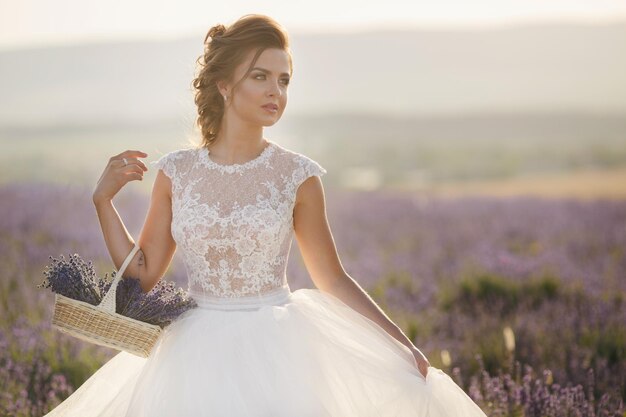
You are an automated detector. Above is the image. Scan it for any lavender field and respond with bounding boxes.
[1,182,625,416]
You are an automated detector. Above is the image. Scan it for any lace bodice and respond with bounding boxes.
[149,140,327,299]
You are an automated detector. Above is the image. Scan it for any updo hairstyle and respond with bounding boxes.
[191,14,293,147]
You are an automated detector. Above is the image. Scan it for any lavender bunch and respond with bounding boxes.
[102,273,197,328]
[38,253,102,305]
[39,253,196,328]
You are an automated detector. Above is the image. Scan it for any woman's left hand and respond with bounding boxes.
[410,346,430,378]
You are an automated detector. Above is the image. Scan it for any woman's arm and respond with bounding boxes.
[92,150,176,293]
[293,175,430,378]
[293,176,417,352]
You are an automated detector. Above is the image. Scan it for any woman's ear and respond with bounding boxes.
[216,80,229,98]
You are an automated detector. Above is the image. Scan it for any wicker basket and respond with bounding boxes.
[51,242,162,357]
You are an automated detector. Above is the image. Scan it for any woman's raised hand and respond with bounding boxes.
[93,150,148,204]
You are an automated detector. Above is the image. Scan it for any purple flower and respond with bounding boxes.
[38,253,196,328]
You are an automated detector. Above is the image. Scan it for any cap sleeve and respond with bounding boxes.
[149,150,178,180]
[303,157,327,180]
[292,154,327,196]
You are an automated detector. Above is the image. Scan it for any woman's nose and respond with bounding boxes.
[267,80,281,96]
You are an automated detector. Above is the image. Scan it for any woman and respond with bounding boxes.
[45,14,487,416]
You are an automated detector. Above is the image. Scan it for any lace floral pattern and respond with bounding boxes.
[149,140,327,298]
[201,141,275,175]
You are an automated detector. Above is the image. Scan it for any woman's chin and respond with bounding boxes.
[260,116,281,127]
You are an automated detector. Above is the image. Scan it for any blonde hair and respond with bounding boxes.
[191,14,293,148]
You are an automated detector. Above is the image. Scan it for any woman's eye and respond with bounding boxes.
[252,74,289,85]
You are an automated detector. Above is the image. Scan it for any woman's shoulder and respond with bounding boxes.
[149,146,199,177]
[151,146,198,161]
[271,141,324,168]
[271,141,327,178]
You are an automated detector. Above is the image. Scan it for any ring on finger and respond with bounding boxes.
[122,157,128,166]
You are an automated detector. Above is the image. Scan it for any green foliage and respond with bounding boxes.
[439,272,561,315]
[581,325,626,367]
[474,329,509,375]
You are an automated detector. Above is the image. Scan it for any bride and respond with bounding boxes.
[45,13,487,416]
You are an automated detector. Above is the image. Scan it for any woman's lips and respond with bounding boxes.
[262,104,278,113]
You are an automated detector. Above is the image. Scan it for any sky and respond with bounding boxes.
[2,0,626,51]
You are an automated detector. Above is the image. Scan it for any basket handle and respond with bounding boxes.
[98,242,141,313]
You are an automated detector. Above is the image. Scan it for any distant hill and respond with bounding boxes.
[0,21,625,127]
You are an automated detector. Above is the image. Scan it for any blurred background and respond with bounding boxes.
[2,0,626,198]
[1,1,625,415]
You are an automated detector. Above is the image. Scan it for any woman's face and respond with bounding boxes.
[223,47,291,127]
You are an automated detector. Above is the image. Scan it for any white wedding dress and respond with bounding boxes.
[45,139,487,416]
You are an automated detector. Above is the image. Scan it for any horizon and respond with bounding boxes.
[2,18,625,54]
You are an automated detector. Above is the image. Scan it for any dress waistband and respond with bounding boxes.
[188,286,292,311]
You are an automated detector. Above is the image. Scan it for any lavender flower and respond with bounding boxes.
[38,253,196,328]
[113,276,197,328]
[464,357,624,416]
[38,254,101,306]
[4,183,625,413]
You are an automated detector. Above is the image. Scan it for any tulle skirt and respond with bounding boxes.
[44,286,487,416]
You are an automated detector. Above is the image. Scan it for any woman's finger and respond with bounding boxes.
[112,150,149,159]
[120,164,145,176]
[114,157,148,171]
[127,172,144,181]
